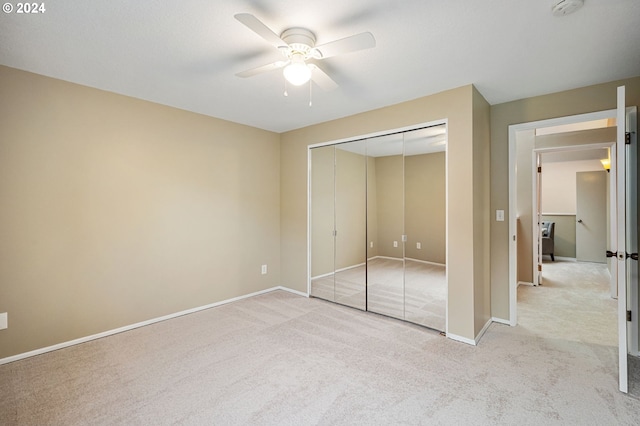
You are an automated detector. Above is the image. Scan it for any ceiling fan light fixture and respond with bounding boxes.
[283,54,311,86]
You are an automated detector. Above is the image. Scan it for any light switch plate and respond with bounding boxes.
[0,313,7,330]
[496,210,505,222]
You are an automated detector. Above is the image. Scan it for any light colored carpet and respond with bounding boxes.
[520,259,640,400]
[630,354,640,399]
[519,259,617,346]
[2,260,640,424]
[311,257,446,331]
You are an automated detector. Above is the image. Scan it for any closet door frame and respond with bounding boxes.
[307,119,448,333]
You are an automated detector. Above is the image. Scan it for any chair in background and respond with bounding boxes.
[541,221,555,261]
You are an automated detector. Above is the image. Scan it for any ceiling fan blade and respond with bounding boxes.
[313,32,375,59]
[234,13,287,49]
[236,61,287,78]
[309,64,338,91]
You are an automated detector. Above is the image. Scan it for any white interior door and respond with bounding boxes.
[616,86,628,393]
[576,171,608,263]
[625,105,638,357]
[536,153,543,285]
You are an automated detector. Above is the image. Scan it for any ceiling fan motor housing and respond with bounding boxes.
[280,28,317,58]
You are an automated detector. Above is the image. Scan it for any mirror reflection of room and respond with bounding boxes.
[310,124,447,331]
[310,143,367,310]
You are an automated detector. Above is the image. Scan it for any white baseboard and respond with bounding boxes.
[474,318,493,344]
[0,286,304,366]
[447,318,501,346]
[446,332,477,346]
[277,286,308,298]
[368,256,403,261]
[404,257,446,267]
[311,263,366,280]
[554,256,576,262]
[367,255,444,267]
[491,316,511,326]
[311,271,334,279]
[518,281,535,287]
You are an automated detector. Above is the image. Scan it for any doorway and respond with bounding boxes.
[508,95,639,394]
[532,142,614,286]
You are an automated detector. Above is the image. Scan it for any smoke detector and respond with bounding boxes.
[552,0,584,16]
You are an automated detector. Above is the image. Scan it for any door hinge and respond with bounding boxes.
[627,252,639,261]
[332,230,337,237]
[626,132,631,144]
[606,250,617,258]
[538,264,542,272]
[627,310,632,322]
[537,166,542,173]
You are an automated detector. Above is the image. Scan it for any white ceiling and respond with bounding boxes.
[1,0,638,133]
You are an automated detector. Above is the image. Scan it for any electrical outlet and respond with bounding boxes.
[417,242,421,249]
[0,313,7,330]
[393,241,398,248]
[261,265,267,275]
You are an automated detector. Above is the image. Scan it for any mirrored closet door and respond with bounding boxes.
[310,141,367,310]
[402,127,447,331]
[366,134,406,320]
[334,140,367,310]
[310,145,337,303]
[310,125,447,331]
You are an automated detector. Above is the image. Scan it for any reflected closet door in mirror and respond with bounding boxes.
[403,126,447,331]
[366,134,406,320]
[310,145,336,302]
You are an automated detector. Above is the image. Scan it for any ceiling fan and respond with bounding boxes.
[234,13,376,91]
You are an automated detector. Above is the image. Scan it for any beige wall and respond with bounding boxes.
[515,129,535,283]
[310,146,335,277]
[541,215,577,258]
[542,159,607,214]
[472,87,492,335]
[515,124,619,282]
[7,63,633,357]
[490,76,640,321]
[311,149,445,269]
[310,146,368,277]
[0,66,281,359]
[281,85,491,341]
[367,156,379,259]
[335,148,367,270]
[540,158,607,260]
[374,155,404,258]
[404,152,446,264]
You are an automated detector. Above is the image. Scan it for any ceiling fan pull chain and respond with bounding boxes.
[309,79,313,107]
[283,78,288,97]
